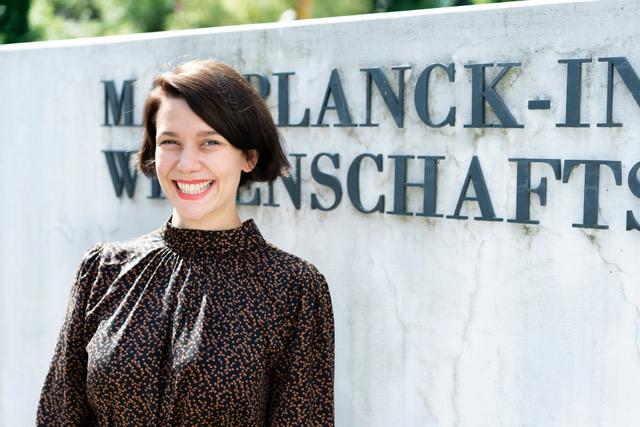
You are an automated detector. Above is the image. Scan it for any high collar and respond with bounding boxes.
[159,214,265,259]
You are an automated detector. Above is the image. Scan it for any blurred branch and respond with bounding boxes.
[295,0,313,19]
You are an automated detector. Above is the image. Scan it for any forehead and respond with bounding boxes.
[155,96,215,135]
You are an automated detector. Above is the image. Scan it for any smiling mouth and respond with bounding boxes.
[173,180,214,195]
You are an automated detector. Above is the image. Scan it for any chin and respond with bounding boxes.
[173,205,215,222]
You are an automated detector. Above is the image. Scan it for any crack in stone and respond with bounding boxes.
[452,354,461,427]
[635,308,640,363]
[582,232,639,364]
[453,239,487,427]
[366,251,408,374]
[417,387,439,426]
[462,240,486,341]
[582,231,624,274]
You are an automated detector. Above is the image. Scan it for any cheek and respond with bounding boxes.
[154,151,173,177]
[224,161,245,184]
[211,153,245,178]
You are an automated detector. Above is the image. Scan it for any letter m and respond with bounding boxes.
[102,80,136,126]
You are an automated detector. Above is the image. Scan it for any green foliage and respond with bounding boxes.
[27,0,172,41]
[375,0,515,11]
[6,0,517,44]
[0,0,34,43]
[375,0,444,12]
[310,0,372,18]
[166,0,294,29]
[118,0,173,33]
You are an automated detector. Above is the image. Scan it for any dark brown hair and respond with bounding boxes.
[135,59,290,187]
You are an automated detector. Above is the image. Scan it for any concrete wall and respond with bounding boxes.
[1,0,639,425]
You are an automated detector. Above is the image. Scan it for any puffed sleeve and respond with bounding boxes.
[36,243,103,426]
[267,266,335,426]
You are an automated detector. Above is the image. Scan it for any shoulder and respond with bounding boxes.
[257,241,325,279]
[74,242,105,277]
[85,229,164,266]
[73,230,165,297]
[256,244,333,335]
[255,242,330,298]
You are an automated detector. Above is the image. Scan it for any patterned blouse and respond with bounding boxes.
[36,215,335,426]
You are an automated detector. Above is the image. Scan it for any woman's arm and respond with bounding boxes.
[267,266,335,426]
[36,243,103,426]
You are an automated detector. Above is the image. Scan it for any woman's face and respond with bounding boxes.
[154,95,257,229]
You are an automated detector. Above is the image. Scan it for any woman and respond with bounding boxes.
[36,59,335,426]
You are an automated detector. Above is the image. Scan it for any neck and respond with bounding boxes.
[171,208,242,231]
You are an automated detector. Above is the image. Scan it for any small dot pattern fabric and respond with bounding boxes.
[36,215,335,426]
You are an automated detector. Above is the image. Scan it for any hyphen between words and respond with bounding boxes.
[102,57,640,231]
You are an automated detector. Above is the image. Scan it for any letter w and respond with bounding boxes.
[102,150,138,198]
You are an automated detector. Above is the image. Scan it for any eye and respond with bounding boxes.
[158,139,177,145]
[204,140,221,146]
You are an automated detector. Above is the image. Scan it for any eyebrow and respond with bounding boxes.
[157,130,219,138]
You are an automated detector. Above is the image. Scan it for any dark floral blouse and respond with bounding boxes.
[36,215,335,426]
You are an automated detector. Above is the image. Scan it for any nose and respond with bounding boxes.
[176,146,201,174]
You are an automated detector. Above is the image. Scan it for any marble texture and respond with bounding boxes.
[1,0,639,425]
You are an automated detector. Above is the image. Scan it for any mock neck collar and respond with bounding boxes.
[159,214,265,259]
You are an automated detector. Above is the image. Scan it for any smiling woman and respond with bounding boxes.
[36,59,336,426]
[152,95,258,230]
[137,60,290,230]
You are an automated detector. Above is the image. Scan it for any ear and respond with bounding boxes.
[242,149,259,173]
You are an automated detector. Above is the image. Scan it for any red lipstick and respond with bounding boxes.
[174,179,212,184]
[173,180,215,200]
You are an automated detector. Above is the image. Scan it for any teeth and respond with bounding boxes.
[176,181,213,195]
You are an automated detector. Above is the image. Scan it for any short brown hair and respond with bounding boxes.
[135,59,290,187]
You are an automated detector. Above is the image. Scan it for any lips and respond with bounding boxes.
[174,179,212,184]
[173,179,215,200]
